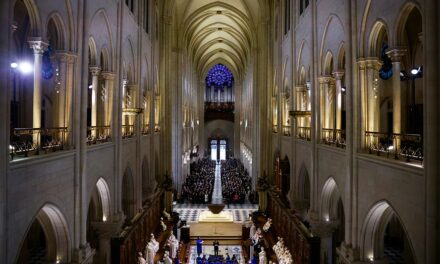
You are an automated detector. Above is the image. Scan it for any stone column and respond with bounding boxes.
[327,79,336,130]
[357,59,367,148]
[89,66,101,137]
[28,39,48,145]
[101,72,116,128]
[55,52,76,145]
[311,220,339,264]
[386,49,406,148]
[365,58,382,133]
[92,219,124,264]
[319,76,332,140]
[333,71,344,130]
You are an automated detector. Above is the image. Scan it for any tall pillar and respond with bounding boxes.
[327,79,336,130]
[365,59,382,133]
[101,72,116,127]
[55,52,76,145]
[357,59,367,148]
[333,71,344,130]
[318,77,327,132]
[311,221,339,264]
[89,66,101,136]
[28,39,48,145]
[386,49,406,147]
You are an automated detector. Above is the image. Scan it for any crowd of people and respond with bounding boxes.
[221,158,252,204]
[181,157,216,203]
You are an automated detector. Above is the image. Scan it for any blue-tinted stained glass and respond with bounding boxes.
[206,64,233,88]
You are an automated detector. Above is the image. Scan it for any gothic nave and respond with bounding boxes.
[0,0,439,263]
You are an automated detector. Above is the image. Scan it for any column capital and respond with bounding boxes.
[126,84,139,90]
[91,220,123,238]
[101,71,116,80]
[89,66,102,76]
[295,85,307,92]
[28,38,49,54]
[386,48,407,62]
[318,75,334,84]
[364,57,382,70]
[332,71,345,80]
[54,52,77,64]
[310,220,340,237]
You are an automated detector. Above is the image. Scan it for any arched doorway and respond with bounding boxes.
[280,156,290,201]
[122,167,135,224]
[297,164,311,217]
[142,156,155,203]
[16,204,70,263]
[87,178,111,263]
[320,177,345,264]
[360,201,415,263]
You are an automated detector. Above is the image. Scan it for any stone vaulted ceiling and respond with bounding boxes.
[175,0,263,80]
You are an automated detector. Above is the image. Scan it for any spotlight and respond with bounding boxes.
[341,87,346,92]
[410,68,418,75]
[88,85,93,89]
[10,62,18,69]
[400,70,409,81]
[410,66,422,77]
[18,62,33,74]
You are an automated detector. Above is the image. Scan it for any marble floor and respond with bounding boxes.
[189,245,242,264]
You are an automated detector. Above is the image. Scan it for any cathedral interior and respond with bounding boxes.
[0,0,439,263]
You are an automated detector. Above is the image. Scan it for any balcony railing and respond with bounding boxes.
[297,126,311,141]
[282,125,291,136]
[321,128,346,148]
[87,126,111,145]
[122,125,135,138]
[365,131,423,163]
[10,127,68,160]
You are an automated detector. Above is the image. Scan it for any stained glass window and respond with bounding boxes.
[206,64,233,88]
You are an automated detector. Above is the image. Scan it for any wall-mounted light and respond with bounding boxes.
[11,61,33,74]
[410,66,423,77]
[102,215,107,222]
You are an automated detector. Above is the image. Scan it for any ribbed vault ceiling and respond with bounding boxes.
[176,0,262,80]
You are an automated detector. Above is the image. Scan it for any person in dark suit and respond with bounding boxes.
[213,240,219,256]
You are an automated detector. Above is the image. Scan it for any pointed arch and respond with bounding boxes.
[360,201,416,263]
[368,20,389,58]
[394,2,422,47]
[297,164,310,203]
[100,46,110,71]
[16,203,71,263]
[320,177,342,221]
[96,178,111,221]
[122,166,136,222]
[46,12,67,50]
[88,37,98,66]
[337,43,346,70]
[323,51,334,75]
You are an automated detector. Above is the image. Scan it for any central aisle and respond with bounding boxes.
[212,162,223,204]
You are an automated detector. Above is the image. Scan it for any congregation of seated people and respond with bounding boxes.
[181,157,215,203]
[221,158,252,204]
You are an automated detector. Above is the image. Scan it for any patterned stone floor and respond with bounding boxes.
[174,204,258,223]
[189,245,242,263]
